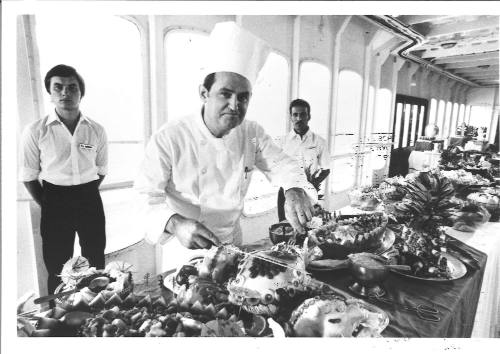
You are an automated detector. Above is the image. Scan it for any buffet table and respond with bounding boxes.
[243,234,487,338]
[446,222,500,337]
[312,236,487,338]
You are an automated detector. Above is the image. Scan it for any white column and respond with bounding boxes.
[447,82,460,138]
[406,63,420,95]
[369,43,396,135]
[324,15,351,209]
[355,30,378,187]
[418,69,431,99]
[387,57,406,133]
[427,73,442,125]
[489,87,499,143]
[288,15,301,132]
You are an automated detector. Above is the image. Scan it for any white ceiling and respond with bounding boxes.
[395,15,499,87]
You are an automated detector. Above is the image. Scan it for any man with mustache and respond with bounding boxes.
[277,99,330,221]
[136,22,316,262]
[20,64,108,296]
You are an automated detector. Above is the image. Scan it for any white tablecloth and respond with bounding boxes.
[446,223,500,338]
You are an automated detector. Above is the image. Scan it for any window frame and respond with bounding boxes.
[32,15,148,191]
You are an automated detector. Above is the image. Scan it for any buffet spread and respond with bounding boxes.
[17,157,499,337]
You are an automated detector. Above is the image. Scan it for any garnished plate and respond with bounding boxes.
[390,252,467,282]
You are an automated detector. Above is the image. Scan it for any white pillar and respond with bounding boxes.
[324,15,351,209]
[355,30,378,186]
[489,87,499,143]
[289,15,301,132]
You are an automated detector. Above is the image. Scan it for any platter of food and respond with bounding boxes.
[389,252,467,282]
[308,212,394,260]
[21,235,393,337]
[287,295,389,337]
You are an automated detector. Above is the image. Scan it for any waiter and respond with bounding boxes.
[21,64,108,295]
[277,99,330,221]
[136,22,316,265]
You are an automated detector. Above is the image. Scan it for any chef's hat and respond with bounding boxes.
[202,21,271,87]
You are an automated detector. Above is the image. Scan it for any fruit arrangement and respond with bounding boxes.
[21,242,389,337]
[467,191,500,221]
[379,176,408,201]
[348,186,382,211]
[389,171,460,278]
[451,201,491,232]
[308,212,388,259]
[54,258,134,311]
[392,226,450,278]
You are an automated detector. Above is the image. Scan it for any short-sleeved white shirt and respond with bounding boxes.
[20,109,108,185]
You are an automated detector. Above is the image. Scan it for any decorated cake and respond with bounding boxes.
[308,212,388,259]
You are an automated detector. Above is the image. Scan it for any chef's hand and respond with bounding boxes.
[284,187,314,234]
[164,214,221,249]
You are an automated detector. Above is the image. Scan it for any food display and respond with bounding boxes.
[389,171,461,279]
[308,212,389,259]
[451,202,491,232]
[287,295,388,337]
[467,192,500,221]
[441,169,491,189]
[393,226,450,278]
[21,239,389,337]
[348,186,382,211]
[379,176,408,201]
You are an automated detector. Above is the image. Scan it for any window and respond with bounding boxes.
[429,98,437,125]
[465,105,472,124]
[392,95,428,149]
[298,61,330,139]
[36,15,144,186]
[333,70,363,156]
[165,31,208,120]
[458,103,466,127]
[436,100,445,134]
[443,101,452,138]
[450,103,459,136]
[244,52,289,215]
[330,157,356,192]
[469,105,493,139]
[246,52,289,140]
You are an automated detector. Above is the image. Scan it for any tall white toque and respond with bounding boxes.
[202,21,271,87]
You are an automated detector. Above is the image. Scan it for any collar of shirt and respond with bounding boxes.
[287,128,313,142]
[45,109,92,127]
[194,110,235,151]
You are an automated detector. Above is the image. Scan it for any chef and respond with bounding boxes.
[135,22,316,264]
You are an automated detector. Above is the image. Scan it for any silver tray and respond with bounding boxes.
[390,252,467,282]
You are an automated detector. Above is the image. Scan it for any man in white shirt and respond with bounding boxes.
[21,64,108,295]
[136,22,316,257]
[277,99,330,220]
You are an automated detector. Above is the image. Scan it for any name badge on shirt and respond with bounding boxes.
[79,143,95,151]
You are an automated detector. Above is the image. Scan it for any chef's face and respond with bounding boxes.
[200,72,252,138]
[290,105,310,135]
[49,76,82,112]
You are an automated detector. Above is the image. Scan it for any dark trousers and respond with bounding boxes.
[277,187,286,222]
[40,180,106,295]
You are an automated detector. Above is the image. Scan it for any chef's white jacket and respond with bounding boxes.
[135,112,317,246]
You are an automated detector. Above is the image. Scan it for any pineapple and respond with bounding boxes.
[390,170,459,278]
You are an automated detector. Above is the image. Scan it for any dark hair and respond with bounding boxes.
[289,98,311,115]
[44,64,85,97]
[202,73,217,92]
